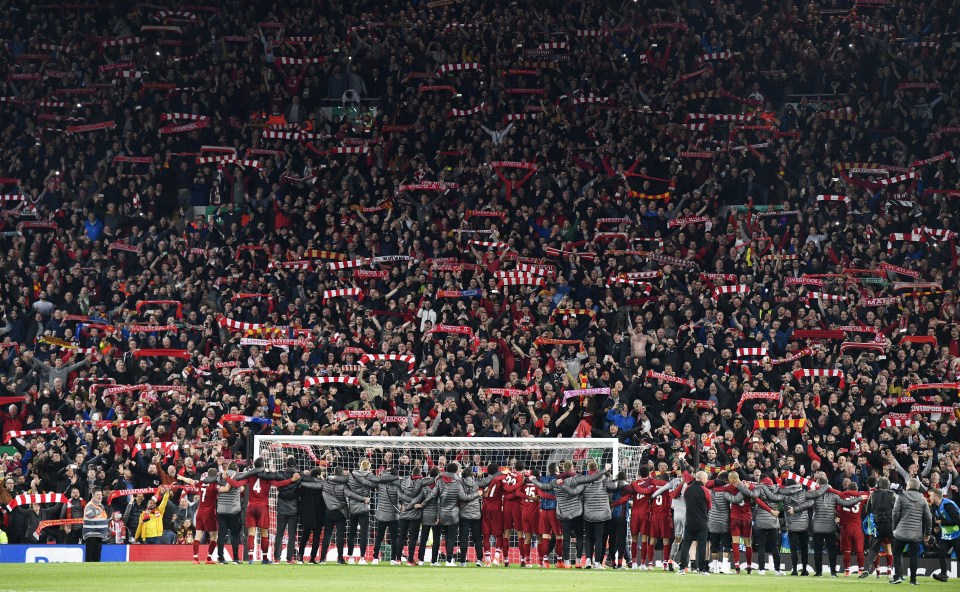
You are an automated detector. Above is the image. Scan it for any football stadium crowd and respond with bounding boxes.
[0,0,959,581]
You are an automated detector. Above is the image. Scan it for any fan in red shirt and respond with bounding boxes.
[480,463,505,565]
[837,483,870,575]
[178,469,221,565]
[499,460,527,567]
[226,457,299,563]
[624,466,656,569]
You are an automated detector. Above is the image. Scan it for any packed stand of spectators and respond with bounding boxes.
[0,0,958,548]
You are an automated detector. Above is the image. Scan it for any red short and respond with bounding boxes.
[650,512,674,539]
[840,528,865,553]
[730,518,752,539]
[481,509,502,537]
[631,511,650,537]
[195,509,217,533]
[502,503,522,532]
[246,505,269,529]
[520,505,540,534]
[538,509,561,536]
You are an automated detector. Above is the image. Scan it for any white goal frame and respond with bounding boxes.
[252,435,633,560]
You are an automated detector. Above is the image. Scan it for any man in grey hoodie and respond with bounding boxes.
[397,466,429,566]
[705,473,745,573]
[810,474,861,577]
[890,478,932,585]
[530,460,604,568]
[346,459,399,564]
[299,468,359,565]
[781,478,820,576]
[422,462,478,566]
[371,466,401,565]
[458,467,490,567]
[415,467,442,565]
[202,462,243,564]
[559,461,622,570]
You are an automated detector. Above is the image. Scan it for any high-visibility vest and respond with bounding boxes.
[938,498,960,540]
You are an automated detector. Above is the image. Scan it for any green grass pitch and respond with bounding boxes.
[0,563,939,592]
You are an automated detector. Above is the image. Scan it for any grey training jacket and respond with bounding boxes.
[418,477,440,525]
[425,472,478,526]
[811,489,860,534]
[707,488,743,533]
[533,476,584,521]
[347,469,399,516]
[752,483,801,530]
[397,476,428,521]
[572,475,623,523]
[892,489,933,542]
[459,475,484,521]
[374,477,401,522]
[203,470,241,514]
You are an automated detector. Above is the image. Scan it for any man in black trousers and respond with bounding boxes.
[677,471,710,575]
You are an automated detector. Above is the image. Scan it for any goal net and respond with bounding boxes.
[254,435,640,562]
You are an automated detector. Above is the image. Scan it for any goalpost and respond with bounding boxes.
[253,435,647,562]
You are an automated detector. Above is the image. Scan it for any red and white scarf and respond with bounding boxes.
[304,376,360,387]
[793,368,844,387]
[645,370,693,388]
[887,232,926,252]
[321,288,364,303]
[5,493,69,512]
[713,284,750,299]
[359,354,416,373]
[736,391,781,413]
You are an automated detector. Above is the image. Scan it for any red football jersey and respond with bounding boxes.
[630,478,652,515]
[837,492,866,531]
[244,475,272,507]
[520,482,540,507]
[724,483,753,521]
[482,475,504,511]
[650,483,673,518]
[501,471,523,505]
[197,481,219,512]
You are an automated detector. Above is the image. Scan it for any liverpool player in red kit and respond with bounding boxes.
[625,466,663,569]
[227,457,300,563]
[727,471,777,573]
[518,474,541,567]
[650,478,675,570]
[837,483,870,575]
[480,463,506,565]
[500,460,526,567]
[178,469,223,564]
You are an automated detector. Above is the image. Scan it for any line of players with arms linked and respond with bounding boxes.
[163,450,960,582]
